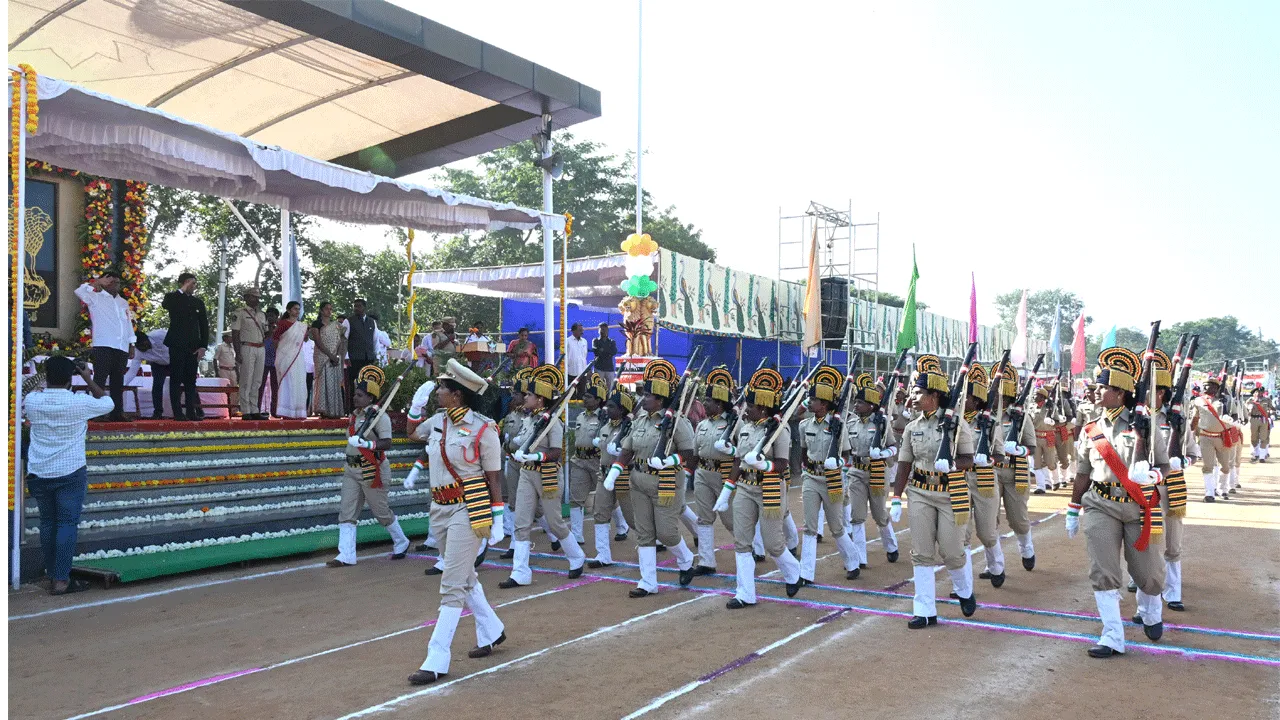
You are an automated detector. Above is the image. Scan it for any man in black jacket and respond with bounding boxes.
[592,322,618,389]
[163,273,210,421]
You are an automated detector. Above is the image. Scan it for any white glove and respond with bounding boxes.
[648,454,677,470]
[403,462,423,490]
[1045,417,1056,426]
[1066,502,1081,539]
[1002,440,1020,456]
[592,436,602,448]
[713,438,736,456]
[743,452,770,471]
[712,485,733,513]
[1222,414,1235,424]
[1128,460,1155,486]
[973,453,992,468]
[606,442,622,456]
[408,380,436,419]
[603,464,621,491]
[489,504,506,544]
[823,457,839,471]
[934,458,955,473]
[889,496,903,523]
[348,436,375,450]
[1169,456,1183,472]
[514,450,543,464]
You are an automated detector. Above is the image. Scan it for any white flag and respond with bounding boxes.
[1011,289,1028,367]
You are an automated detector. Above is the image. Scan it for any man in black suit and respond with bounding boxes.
[163,273,210,421]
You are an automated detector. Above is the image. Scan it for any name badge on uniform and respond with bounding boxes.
[850,431,859,438]
[912,431,925,438]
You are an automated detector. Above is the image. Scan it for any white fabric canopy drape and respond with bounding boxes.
[410,254,629,310]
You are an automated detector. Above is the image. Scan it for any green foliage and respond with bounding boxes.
[382,360,431,414]
[1164,317,1278,367]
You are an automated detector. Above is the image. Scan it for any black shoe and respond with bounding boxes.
[1022,556,1036,571]
[979,571,992,579]
[846,567,860,580]
[391,551,407,560]
[886,550,899,563]
[614,531,629,542]
[474,548,486,568]
[798,578,813,587]
[692,565,716,576]
[860,563,868,569]
[693,536,699,549]
[753,554,766,563]
[907,616,937,629]
[498,577,525,589]
[1087,645,1118,658]
[586,559,611,569]
[1127,580,1137,593]
[416,542,437,552]
[408,670,445,685]
[468,632,506,659]
[424,566,443,576]
[567,566,583,580]
[1131,614,1143,625]
[1204,496,1215,503]
[1143,621,1163,642]
[786,582,800,598]
[726,598,755,610]
[500,548,514,559]
[1219,493,1229,501]
[150,412,164,420]
[990,572,1005,588]
[817,534,824,543]
[171,415,191,422]
[551,540,562,552]
[1033,489,1046,495]
[949,592,960,600]
[629,587,653,598]
[656,544,667,553]
[678,567,695,586]
[959,593,977,617]
[1167,601,1185,612]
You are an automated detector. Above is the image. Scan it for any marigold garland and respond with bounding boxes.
[86,462,413,491]
[8,70,23,511]
[87,437,414,457]
[78,178,114,345]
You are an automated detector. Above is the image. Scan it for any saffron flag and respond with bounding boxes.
[803,225,822,350]
[1071,311,1087,374]
[1011,289,1028,366]
[896,246,919,352]
[968,273,978,344]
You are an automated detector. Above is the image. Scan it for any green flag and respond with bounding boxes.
[896,246,919,352]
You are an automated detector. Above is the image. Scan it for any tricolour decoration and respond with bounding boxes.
[618,231,660,357]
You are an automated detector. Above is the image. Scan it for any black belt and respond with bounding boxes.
[910,470,950,490]
[802,459,823,473]
[698,458,727,471]
[1091,481,1134,502]
[574,448,600,459]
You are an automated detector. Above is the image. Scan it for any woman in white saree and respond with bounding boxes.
[272,301,310,418]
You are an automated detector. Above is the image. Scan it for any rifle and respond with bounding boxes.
[869,348,912,451]
[719,357,769,447]
[1165,333,1196,461]
[1232,360,1246,418]
[678,356,712,419]
[354,362,416,441]
[1132,321,1162,465]
[748,362,822,460]
[653,347,704,459]
[1006,354,1046,444]
[520,370,591,454]
[826,350,862,465]
[975,349,1012,461]
[934,342,979,469]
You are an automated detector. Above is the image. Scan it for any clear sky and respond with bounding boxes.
[384,1,1278,340]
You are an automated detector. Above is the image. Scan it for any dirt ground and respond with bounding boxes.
[9,462,1279,720]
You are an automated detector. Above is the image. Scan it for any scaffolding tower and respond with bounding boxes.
[777,201,881,376]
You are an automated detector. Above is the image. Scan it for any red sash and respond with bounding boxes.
[1203,401,1242,447]
[349,412,383,488]
[1083,421,1158,551]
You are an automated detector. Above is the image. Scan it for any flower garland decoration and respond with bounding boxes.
[118,180,149,316]
[86,462,414,491]
[78,178,114,345]
[88,448,418,475]
[86,437,415,457]
[90,428,343,442]
[9,70,23,512]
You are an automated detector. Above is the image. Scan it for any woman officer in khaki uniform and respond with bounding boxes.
[984,363,1038,581]
[604,360,697,596]
[797,366,861,583]
[843,374,901,568]
[409,360,508,685]
[567,374,607,544]
[589,386,637,567]
[689,367,739,575]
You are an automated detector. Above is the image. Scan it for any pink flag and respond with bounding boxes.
[1011,289,1028,366]
[1071,311,1087,374]
[968,273,978,343]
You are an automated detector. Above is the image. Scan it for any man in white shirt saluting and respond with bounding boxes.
[24,356,115,594]
[74,271,135,422]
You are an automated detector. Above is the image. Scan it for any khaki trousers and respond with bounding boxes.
[845,468,890,528]
[1162,489,1182,563]
[514,468,570,543]
[1055,436,1072,470]
[965,471,1001,549]
[237,345,265,415]
[1082,488,1165,595]
[502,459,520,506]
[567,460,600,508]
[692,467,734,530]
[1197,434,1234,473]
[1034,437,1055,471]
[592,479,635,527]
[338,468,395,525]
[801,471,845,536]
[732,481,789,556]
[996,466,1031,536]
[628,469,687,547]
[1250,418,1271,447]
[906,484,966,570]
[431,501,481,608]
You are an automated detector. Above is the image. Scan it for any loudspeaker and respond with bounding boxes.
[820,277,848,347]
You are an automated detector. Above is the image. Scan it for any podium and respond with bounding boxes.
[461,341,502,374]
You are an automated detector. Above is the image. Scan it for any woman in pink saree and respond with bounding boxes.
[271,301,310,418]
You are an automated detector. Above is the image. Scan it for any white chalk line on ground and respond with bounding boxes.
[760,527,908,578]
[60,580,598,720]
[333,594,712,719]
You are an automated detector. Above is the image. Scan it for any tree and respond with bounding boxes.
[853,290,927,310]
[994,289,1089,343]
[1165,317,1277,367]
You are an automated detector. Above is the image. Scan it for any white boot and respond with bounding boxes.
[1162,560,1182,604]
[734,552,757,604]
[800,534,818,583]
[1203,468,1218,499]
[1095,589,1125,653]
[420,605,462,675]
[561,534,586,570]
[913,565,937,618]
[851,522,868,565]
[510,539,533,585]
[1017,532,1035,559]
[843,502,853,527]
[467,584,505,648]
[386,518,410,556]
[1229,467,1240,490]
[950,557,974,600]
[985,541,1006,576]
[774,548,802,585]
[1035,468,1051,491]
[670,538,695,571]
[783,514,800,552]
[570,506,585,544]
[334,523,358,565]
[425,526,440,550]
[696,524,717,569]
[592,524,614,566]
[835,532,859,572]
[1218,469,1232,496]
[818,511,827,537]
[637,546,659,593]
[752,522,765,557]
[612,506,630,535]
[503,506,515,538]
[680,505,698,537]
[881,523,899,554]
[1136,588,1164,627]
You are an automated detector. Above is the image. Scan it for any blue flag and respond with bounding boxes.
[1048,303,1061,370]
[1102,325,1117,350]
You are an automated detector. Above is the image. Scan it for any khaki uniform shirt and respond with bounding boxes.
[500,409,527,451]
[234,306,267,344]
[1190,396,1229,434]
[347,407,392,479]
[1076,408,1170,489]
[419,409,502,487]
[694,414,735,464]
[891,406,913,436]
[513,414,562,458]
[798,413,850,469]
[899,410,976,475]
[1075,400,1097,427]
[1029,403,1056,436]
[597,418,626,468]
[622,409,694,469]
[572,408,604,466]
[846,412,897,461]
[1248,397,1274,419]
[214,342,236,369]
[992,409,1036,456]
[736,418,791,464]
